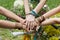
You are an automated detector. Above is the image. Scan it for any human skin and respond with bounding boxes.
[0,20,26,30]
[24,0,38,31]
[41,18,60,26]
[36,6,60,26]
[33,0,46,13]
[0,6,25,24]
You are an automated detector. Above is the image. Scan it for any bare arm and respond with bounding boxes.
[43,6,60,19]
[40,6,60,25]
[35,6,60,27]
[0,6,24,23]
[37,6,60,21]
[24,0,38,31]
[24,0,30,14]
[0,20,25,29]
[33,0,46,13]
[41,18,60,26]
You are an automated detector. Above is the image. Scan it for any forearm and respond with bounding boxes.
[37,5,60,22]
[24,0,35,19]
[0,20,24,29]
[33,0,46,13]
[43,6,60,19]
[24,0,30,14]
[40,18,60,26]
[0,6,24,22]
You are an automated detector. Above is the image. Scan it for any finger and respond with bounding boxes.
[29,21,32,30]
[25,21,30,32]
[25,22,29,32]
[33,22,36,29]
[36,26,40,31]
[23,20,26,25]
[31,22,34,30]
[27,22,28,28]
[27,22,30,30]
[27,21,30,32]
[26,29,30,32]
[28,22,33,32]
[26,22,28,28]
[33,22,38,31]
[23,25,28,31]
[36,19,40,25]
[26,23,30,32]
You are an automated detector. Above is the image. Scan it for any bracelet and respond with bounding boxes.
[26,10,39,17]
[31,10,39,17]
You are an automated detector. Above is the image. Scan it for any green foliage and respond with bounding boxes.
[46,0,60,9]
[0,0,14,9]
[49,36,59,40]
[44,25,60,36]
[0,0,14,19]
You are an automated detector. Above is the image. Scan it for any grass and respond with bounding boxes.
[0,0,14,19]
[46,0,60,9]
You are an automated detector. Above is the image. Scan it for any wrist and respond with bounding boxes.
[26,10,39,17]
[26,14,35,18]
[26,13,33,16]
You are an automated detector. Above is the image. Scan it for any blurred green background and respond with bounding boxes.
[0,0,60,40]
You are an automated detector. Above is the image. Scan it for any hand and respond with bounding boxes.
[34,19,40,31]
[15,22,28,31]
[20,19,26,25]
[26,15,37,32]
[36,15,45,24]
[34,16,45,31]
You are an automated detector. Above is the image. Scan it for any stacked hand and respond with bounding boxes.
[25,14,39,32]
[18,13,45,32]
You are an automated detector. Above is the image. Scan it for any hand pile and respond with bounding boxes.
[18,12,45,32]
